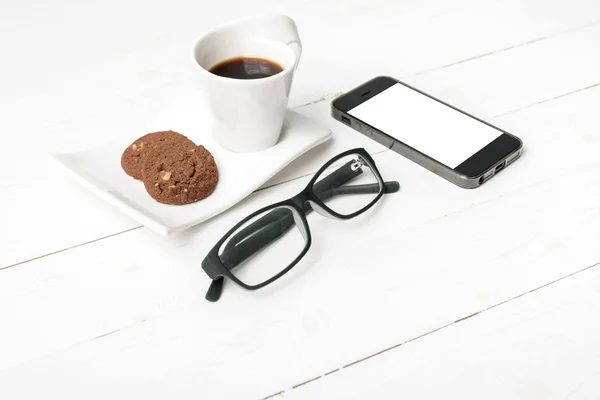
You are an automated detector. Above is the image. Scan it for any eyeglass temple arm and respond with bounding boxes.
[322,181,400,198]
[219,216,291,269]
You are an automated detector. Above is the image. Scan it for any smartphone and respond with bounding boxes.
[331,76,523,188]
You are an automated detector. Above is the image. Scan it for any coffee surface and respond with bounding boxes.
[209,57,283,79]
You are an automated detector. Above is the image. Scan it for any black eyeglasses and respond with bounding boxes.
[201,148,399,302]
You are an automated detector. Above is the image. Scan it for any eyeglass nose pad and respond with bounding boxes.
[290,207,309,241]
[307,200,337,220]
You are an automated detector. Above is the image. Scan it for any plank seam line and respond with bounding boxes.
[0,226,142,271]
[407,19,600,78]
[91,329,120,341]
[293,92,343,109]
[262,260,600,399]
[489,81,600,120]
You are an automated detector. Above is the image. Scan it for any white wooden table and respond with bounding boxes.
[3,1,600,398]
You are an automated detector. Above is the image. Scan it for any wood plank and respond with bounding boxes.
[3,0,600,268]
[405,21,600,119]
[294,0,600,105]
[282,263,600,399]
[4,0,598,131]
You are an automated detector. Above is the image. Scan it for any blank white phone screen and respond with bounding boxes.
[348,83,503,169]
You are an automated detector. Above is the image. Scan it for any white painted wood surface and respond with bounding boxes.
[2,0,600,398]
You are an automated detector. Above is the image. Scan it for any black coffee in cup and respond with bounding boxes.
[209,57,283,79]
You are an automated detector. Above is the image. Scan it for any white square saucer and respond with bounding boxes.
[53,97,331,235]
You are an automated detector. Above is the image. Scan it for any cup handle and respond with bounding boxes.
[287,41,302,70]
[229,14,303,68]
[275,15,302,69]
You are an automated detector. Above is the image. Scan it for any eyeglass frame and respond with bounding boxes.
[201,148,399,301]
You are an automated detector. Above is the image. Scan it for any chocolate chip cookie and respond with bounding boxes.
[141,143,219,205]
[121,131,193,180]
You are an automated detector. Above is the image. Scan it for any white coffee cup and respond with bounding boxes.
[191,14,302,153]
